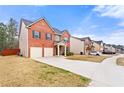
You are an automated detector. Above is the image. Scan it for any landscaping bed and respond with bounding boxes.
[0,56,91,87]
[66,55,109,63]
[116,57,124,66]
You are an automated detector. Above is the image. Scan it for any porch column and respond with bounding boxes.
[64,45,67,56]
[57,45,60,56]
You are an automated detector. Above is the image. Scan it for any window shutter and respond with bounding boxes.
[39,32,41,38]
[32,30,34,38]
[46,33,47,40]
[51,34,52,40]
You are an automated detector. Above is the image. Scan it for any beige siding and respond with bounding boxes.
[19,22,28,57]
[55,35,61,42]
[70,37,84,54]
[93,42,100,51]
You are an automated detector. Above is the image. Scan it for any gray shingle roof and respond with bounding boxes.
[94,41,103,45]
[21,18,33,26]
[95,41,103,45]
[21,18,69,35]
[79,37,91,41]
[52,27,63,35]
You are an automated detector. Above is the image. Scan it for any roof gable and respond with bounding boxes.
[19,17,70,36]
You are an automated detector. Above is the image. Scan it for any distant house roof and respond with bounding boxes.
[93,40,103,45]
[79,37,91,41]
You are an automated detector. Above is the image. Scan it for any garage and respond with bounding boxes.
[44,48,53,57]
[30,47,42,58]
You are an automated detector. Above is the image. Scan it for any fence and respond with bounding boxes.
[1,49,20,56]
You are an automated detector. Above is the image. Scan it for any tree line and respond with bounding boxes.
[0,18,18,51]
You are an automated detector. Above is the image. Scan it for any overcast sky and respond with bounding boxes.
[0,5,124,45]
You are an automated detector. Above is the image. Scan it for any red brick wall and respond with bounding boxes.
[61,32,70,40]
[28,19,55,57]
[61,31,70,47]
[1,49,20,56]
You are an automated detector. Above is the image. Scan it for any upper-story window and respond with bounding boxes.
[55,35,61,41]
[63,37,69,43]
[32,30,41,39]
[46,33,52,40]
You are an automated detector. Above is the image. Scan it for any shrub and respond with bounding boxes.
[66,52,74,56]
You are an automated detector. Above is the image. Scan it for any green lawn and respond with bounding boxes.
[0,55,91,87]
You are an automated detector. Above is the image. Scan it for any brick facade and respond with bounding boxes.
[28,19,55,57]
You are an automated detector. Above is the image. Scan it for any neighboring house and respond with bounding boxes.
[92,41,100,52]
[70,36,85,54]
[113,45,124,54]
[103,44,116,54]
[19,18,70,58]
[116,48,121,54]
[92,40,104,52]
[79,37,93,55]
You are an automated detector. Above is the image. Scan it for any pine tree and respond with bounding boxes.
[0,23,7,51]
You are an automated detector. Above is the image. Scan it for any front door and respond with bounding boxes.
[54,45,64,56]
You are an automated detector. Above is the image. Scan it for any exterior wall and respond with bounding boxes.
[84,38,92,54]
[116,48,121,53]
[61,31,70,48]
[104,45,116,53]
[70,37,84,54]
[61,32,70,42]
[55,35,61,42]
[28,19,55,57]
[93,42,100,51]
[19,22,28,57]
[111,47,116,53]
[61,32,70,41]
[100,43,104,52]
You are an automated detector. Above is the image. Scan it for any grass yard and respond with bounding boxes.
[0,56,91,87]
[116,57,124,66]
[66,55,109,63]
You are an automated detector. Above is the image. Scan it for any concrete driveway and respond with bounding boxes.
[33,54,124,87]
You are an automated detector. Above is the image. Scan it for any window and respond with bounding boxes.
[32,30,41,39]
[63,37,68,43]
[55,35,60,41]
[46,33,52,40]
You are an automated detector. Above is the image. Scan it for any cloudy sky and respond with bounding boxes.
[0,5,124,45]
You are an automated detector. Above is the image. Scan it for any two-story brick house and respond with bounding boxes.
[19,18,70,58]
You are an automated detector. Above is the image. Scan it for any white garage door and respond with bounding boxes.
[30,47,42,58]
[44,48,53,57]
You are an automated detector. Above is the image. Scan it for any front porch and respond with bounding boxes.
[54,42,69,56]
